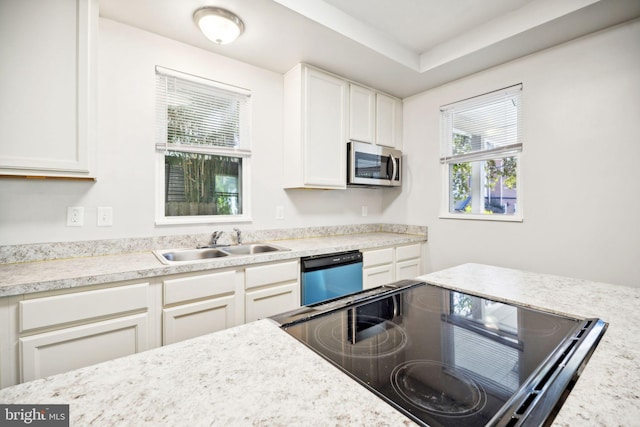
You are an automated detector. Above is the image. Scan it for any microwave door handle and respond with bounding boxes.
[390,154,398,182]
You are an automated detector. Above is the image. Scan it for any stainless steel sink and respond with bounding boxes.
[155,248,229,264]
[154,243,289,264]
[220,243,289,255]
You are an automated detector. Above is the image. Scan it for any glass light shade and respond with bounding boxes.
[194,7,244,45]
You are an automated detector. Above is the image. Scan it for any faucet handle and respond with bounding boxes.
[233,228,242,245]
[211,231,223,245]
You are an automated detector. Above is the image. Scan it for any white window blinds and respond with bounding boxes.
[155,66,251,154]
[440,84,522,164]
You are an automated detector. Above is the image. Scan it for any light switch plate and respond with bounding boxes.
[97,207,113,226]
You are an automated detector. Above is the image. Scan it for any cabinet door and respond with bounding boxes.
[363,265,394,289]
[376,93,402,149]
[396,259,421,281]
[245,283,299,323]
[349,84,375,143]
[302,66,348,188]
[163,295,236,345]
[283,64,349,189]
[20,313,148,382]
[0,0,96,178]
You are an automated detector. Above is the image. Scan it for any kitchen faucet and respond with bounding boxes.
[234,228,242,245]
[210,231,223,246]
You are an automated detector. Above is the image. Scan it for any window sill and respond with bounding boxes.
[156,215,253,226]
[438,213,523,222]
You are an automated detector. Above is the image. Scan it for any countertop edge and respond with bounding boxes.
[0,233,427,297]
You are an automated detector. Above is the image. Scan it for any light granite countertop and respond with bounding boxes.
[0,263,637,426]
[0,231,426,297]
[0,319,418,426]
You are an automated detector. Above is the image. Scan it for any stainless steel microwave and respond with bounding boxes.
[347,141,401,187]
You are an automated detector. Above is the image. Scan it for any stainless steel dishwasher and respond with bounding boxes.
[300,251,363,305]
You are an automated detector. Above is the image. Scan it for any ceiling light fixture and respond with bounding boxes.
[193,7,245,45]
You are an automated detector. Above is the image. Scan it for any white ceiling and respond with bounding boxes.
[99,0,640,98]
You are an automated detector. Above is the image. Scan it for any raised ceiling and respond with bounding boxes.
[99,0,640,98]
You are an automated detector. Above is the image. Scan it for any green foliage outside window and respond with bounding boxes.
[450,133,517,211]
[164,104,241,216]
[451,134,472,204]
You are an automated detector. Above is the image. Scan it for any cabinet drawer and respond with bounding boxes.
[396,244,421,262]
[164,271,236,305]
[363,247,394,268]
[245,261,299,290]
[20,283,149,333]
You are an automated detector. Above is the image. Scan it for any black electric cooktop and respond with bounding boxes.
[271,280,606,427]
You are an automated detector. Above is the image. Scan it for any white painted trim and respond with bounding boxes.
[438,213,523,222]
[272,0,419,71]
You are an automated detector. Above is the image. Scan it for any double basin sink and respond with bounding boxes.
[154,243,290,264]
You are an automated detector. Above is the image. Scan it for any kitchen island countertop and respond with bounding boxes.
[1,263,638,426]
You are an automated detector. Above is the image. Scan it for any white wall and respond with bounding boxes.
[386,19,640,287]
[0,19,383,245]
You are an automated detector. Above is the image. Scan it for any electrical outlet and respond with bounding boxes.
[276,205,284,220]
[67,206,84,227]
[97,207,113,227]
[362,205,368,217]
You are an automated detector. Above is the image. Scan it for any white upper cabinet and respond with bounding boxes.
[375,93,403,149]
[284,64,348,189]
[348,84,403,149]
[349,84,376,143]
[0,0,97,179]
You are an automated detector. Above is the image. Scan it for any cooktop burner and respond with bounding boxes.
[271,280,607,427]
[391,360,487,417]
[314,315,408,358]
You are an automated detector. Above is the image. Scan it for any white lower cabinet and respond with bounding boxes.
[162,269,243,346]
[363,247,394,290]
[2,248,420,388]
[396,259,421,281]
[395,243,422,281]
[245,260,300,322]
[245,283,299,323]
[163,296,236,345]
[363,264,395,289]
[20,313,148,382]
[363,243,423,289]
[17,282,152,383]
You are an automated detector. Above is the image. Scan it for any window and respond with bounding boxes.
[440,84,522,221]
[155,67,251,224]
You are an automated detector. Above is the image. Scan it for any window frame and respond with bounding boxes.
[154,66,252,225]
[439,85,523,222]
